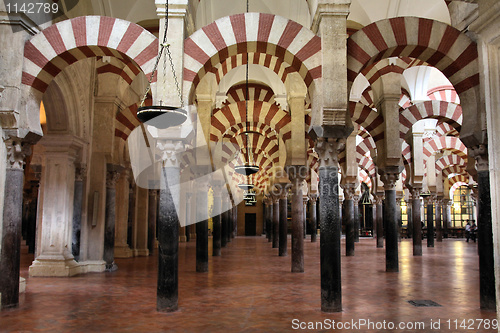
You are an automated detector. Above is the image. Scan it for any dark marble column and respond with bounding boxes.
[381,172,399,272]
[0,139,30,309]
[407,203,413,239]
[343,185,355,256]
[314,139,342,312]
[278,186,288,256]
[227,202,233,243]
[104,165,121,271]
[127,184,136,249]
[471,145,496,311]
[157,164,180,312]
[272,195,279,249]
[265,196,272,242]
[309,194,318,242]
[212,184,222,257]
[425,196,435,248]
[148,190,158,255]
[353,195,360,243]
[411,188,422,256]
[196,184,209,272]
[303,196,308,238]
[72,165,86,261]
[221,204,228,248]
[286,165,305,273]
[375,195,384,248]
[232,205,237,238]
[435,198,443,242]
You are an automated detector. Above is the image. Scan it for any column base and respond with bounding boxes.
[134,249,150,257]
[114,245,133,258]
[19,277,26,294]
[105,263,118,272]
[179,235,187,242]
[78,260,106,273]
[29,256,83,277]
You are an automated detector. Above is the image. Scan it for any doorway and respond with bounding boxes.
[245,213,257,236]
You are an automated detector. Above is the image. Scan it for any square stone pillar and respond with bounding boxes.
[29,135,85,277]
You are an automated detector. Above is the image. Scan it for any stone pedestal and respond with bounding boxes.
[272,196,279,249]
[0,139,30,309]
[309,195,318,243]
[286,166,305,273]
[411,188,422,256]
[381,172,399,272]
[29,136,84,277]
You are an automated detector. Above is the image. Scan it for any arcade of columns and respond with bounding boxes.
[1,0,500,315]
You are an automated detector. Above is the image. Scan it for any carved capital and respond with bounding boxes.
[374,195,384,205]
[157,140,186,168]
[314,138,344,168]
[106,164,123,188]
[5,137,31,170]
[410,187,421,199]
[285,165,307,190]
[303,196,309,205]
[75,164,87,182]
[424,195,436,206]
[353,195,360,205]
[380,172,399,190]
[469,144,488,172]
[309,193,318,203]
[342,184,356,200]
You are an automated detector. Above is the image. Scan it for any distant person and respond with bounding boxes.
[465,221,471,242]
[470,222,477,243]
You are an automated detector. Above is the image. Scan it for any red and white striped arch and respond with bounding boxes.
[210,101,291,142]
[349,102,384,142]
[347,17,478,95]
[441,164,467,178]
[422,136,467,161]
[449,180,469,199]
[435,154,467,173]
[399,100,462,139]
[22,16,158,95]
[184,13,321,102]
[96,57,141,85]
[427,85,460,104]
[436,121,460,137]
[223,83,275,106]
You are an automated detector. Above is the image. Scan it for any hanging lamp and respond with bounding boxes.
[136,0,187,129]
[234,0,259,176]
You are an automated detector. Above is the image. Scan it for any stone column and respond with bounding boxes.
[374,195,384,248]
[278,186,289,257]
[353,195,360,243]
[425,196,435,248]
[72,164,86,261]
[221,198,228,248]
[134,187,150,257]
[286,166,306,273]
[435,198,443,242]
[381,172,399,272]
[0,138,30,309]
[29,136,83,277]
[232,205,237,238]
[272,194,279,249]
[411,188,422,256]
[303,196,309,238]
[314,138,343,312]
[157,144,183,312]
[470,145,496,310]
[309,194,318,243]
[103,164,121,271]
[227,201,233,243]
[115,169,132,258]
[343,185,355,256]
[442,199,451,238]
[148,190,158,255]
[196,179,209,272]
[266,196,272,242]
[212,184,222,257]
[127,183,136,250]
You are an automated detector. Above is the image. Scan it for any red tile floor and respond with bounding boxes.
[0,236,497,332]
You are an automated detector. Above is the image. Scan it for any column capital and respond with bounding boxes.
[4,137,31,170]
[410,187,422,198]
[342,184,356,200]
[157,140,186,168]
[309,193,318,203]
[303,196,309,204]
[442,198,452,206]
[424,195,436,206]
[106,164,123,188]
[353,195,360,205]
[75,164,87,182]
[469,144,489,172]
[313,137,345,168]
[380,172,399,190]
[285,165,307,190]
[374,195,384,205]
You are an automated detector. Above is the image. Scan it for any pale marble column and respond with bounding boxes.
[103,165,121,271]
[30,136,85,277]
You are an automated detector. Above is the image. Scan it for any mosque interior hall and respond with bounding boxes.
[1,0,500,331]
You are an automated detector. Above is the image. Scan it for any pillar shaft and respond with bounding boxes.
[412,189,422,256]
[221,207,228,248]
[272,198,279,248]
[435,199,443,242]
[104,165,121,271]
[375,197,384,248]
[381,173,399,272]
[157,165,179,312]
[426,198,434,248]
[148,190,158,255]
[212,187,222,257]
[287,166,305,273]
[309,195,318,243]
[353,196,360,243]
[266,198,272,242]
[196,191,208,272]
[72,165,85,261]
[115,170,132,258]
[279,189,288,256]
[0,139,28,309]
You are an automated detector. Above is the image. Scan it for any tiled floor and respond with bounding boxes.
[0,236,497,332]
